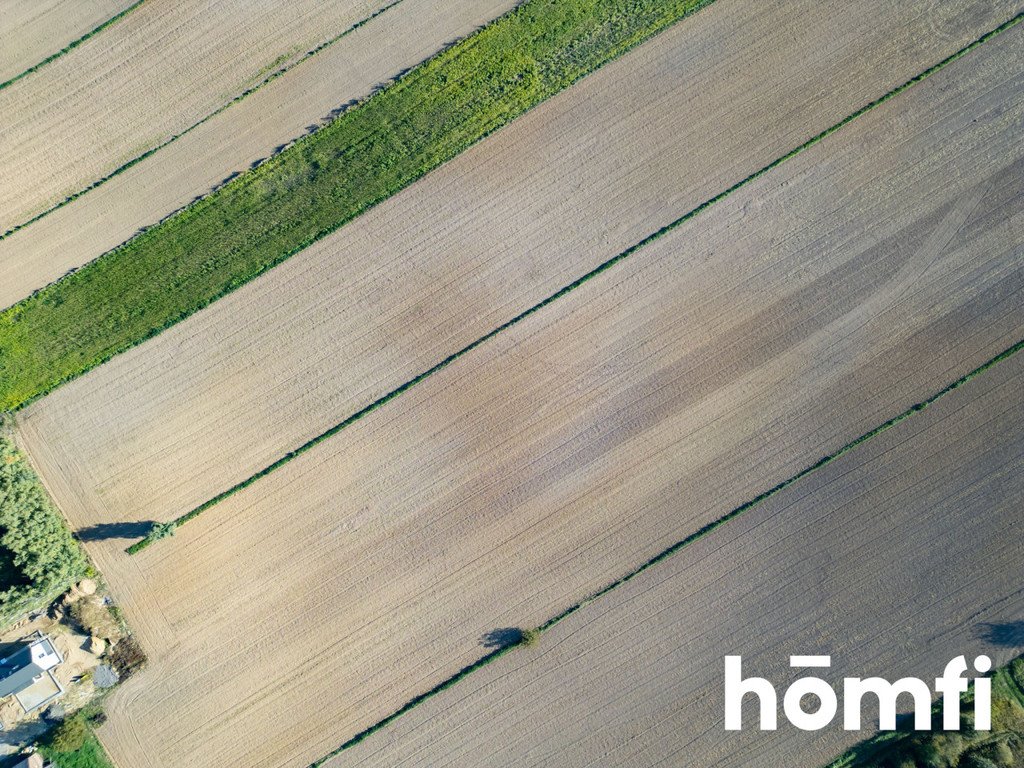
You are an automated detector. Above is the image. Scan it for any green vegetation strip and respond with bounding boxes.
[825,656,1024,768]
[0,0,717,410]
[0,1,146,94]
[308,335,1024,767]
[125,9,1024,553]
[0,0,406,243]
[0,419,88,629]
[39,705,116,768]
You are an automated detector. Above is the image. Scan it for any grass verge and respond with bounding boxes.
[125,8,1024,553]
[824,655,1024,768]
[0,0,717,411]
[308,337,1024,765]
[0,0,406,243]
[0,1,146,94]
[37,706,116,768]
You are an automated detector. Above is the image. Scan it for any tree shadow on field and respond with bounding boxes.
[76,521,156,542]
[975,620,1024,648]
[480,627,526,649]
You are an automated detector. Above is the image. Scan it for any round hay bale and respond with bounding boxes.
[77,579,97,596]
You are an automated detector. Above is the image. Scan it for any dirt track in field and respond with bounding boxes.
[0,0,135,83]
[332,351,1024,768]
[0,0,520,309]
[17,18,1024,768]
[0,0,402,234]
[17,0,1020,537]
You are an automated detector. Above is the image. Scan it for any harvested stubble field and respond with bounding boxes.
[14,0,1018,533]
[0,0,720,412]
[0,0,139,86]
[0,0,403,233]
[330,347,1024,768]
[0,0,522,310]
[17,15,1024,767]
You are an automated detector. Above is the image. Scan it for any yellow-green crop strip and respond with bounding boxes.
[0,0,716,412]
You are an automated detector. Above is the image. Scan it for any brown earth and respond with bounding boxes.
[16,0,1020,534]
[0,0,135,83]
[0,0,402,232]
[17,19,1024,768]
[0,0,521,309]
[331,348,1024,768]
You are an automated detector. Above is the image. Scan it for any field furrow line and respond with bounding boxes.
[0,0,407,245]
[126,9,1024,554]
[0,0,145,92]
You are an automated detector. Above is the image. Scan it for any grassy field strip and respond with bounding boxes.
[68,27,1024,765]
[121,8,1024,554]
[0,0,723,412]
[0,0,525,311]
[0,0,145,92]
[327,347,1024,768]
[0,0,407,244]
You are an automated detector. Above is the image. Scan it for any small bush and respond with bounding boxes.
[520,628,541,647]
[991,740,1015,767]
[49,715,88,753]
[70,598,121,642]
[87,710,108,727]
[108,635,147,680]
[961,755,999,768]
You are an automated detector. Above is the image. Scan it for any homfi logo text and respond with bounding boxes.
[724,655,992,731]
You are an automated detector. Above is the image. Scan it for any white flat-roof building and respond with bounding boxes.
[0,633,64,712]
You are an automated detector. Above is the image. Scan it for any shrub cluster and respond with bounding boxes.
[0,423,87,627]
[108,635,148,681]
[829,657,1024,768]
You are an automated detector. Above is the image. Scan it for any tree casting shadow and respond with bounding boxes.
[975,620,1024,648]
[480,627,527,649]
[76,521,156,542]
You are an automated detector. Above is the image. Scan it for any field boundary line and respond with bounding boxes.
[125,8,1024,554]
[307,334,1024,766]
[309,336,1024,766]
[0,1,146,94]
[0,0,720,408]
[0,0,408,245]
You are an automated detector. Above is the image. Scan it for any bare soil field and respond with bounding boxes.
[18,24,1024,768]
[0,0,521,309]
[16,0,1020,534]
[331,349,1024,768]
[0,0,404,232]
[0,0,135,83]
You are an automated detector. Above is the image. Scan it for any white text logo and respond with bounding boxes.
[723,655,991,731]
